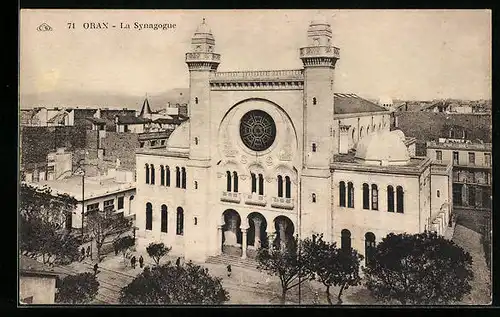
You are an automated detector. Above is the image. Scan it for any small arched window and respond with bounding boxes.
[312,193,316,203]
[312,143,317,152]
[145,164,150,184]
[194,217,198,225]
[258,174,264,195]
[251,173,257,193]
[371,184,378,210]
[194,137,199,145]
[181,167,186,189]
[161,204,168,233]
[195,97,199,104]
[150,164,155,185]
[226,171,232,192]
[312,97,317,105]
[437,190,440,198]
[160,165,165,186]
[339,181,346,207]
[387,185,395,212]
[194,181,198,189]
[396,186,404,213]
[277,175,283,198]
[347,182,354,208]
[285,176,291,199]
[360,127,364,139]
[341,229,351,251]
[176,207,184,235]
[145,202,153,231]
[175,167,180,188]
[165,166,171,187]
[362,183,370,210]
[233,171,238,193]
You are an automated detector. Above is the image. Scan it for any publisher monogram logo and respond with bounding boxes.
[37,23,53,31]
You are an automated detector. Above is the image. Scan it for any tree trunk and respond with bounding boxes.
[337,283,345,305]
[280,289,287,305]
[325,285,333,305]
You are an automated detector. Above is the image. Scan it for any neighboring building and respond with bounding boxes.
[19,255,61,304]
[133,17,452,264]
[24,169,136,231]
[115,115,152,133]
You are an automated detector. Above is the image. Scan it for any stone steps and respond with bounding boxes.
[206,254,259,270]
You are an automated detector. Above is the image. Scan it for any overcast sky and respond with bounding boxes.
[20,9,491,101]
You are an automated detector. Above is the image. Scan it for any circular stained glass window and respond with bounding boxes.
[239,110,277,151]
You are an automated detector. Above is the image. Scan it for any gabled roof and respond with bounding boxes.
[334,93,388,115]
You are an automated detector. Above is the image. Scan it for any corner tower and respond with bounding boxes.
[185,18,220,160]
[300,14,340,167]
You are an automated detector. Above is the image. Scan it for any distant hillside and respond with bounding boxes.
[20,88,190,111]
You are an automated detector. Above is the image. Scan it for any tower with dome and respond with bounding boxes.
[134,16,452,264]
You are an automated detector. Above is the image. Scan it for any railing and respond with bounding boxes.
[427,141,492,151]
[221,191,241,203]
[244,193,267,207]
[299,46,340,58]
[185,52,221,62]
[271,197,294,210]
[212,69,304,81]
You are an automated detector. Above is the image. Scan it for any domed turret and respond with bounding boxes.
[186,18,220,71]
[355,130,410,166]
[192,18,214,43]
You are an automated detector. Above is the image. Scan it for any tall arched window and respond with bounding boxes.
[233,171,238,192]
[396,186,404,213]
[165,166,171,187]
[277,175,283,197]
[341,229,351,251]
[371,184,378,210]
[145,164,150,184]
[347,182,354,208]
[150,165,155,185]
[145,203,152,231]
[258,174,264,195]
[175,167,180,188]
[176,207,184,235]
[360,127,364,139]
[161,205,168,233]
[365,232,376,266]
[251,173,257,193]
[339,181,346,207]
[226,171,232,192]
[312,193,316,203]
[363,183,370,209]
[285,176,291,198]
[160,165,165,186]
[387,185,395,212]
[181,167,186,189]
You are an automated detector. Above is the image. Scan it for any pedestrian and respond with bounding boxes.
[114,242,118,256]
[139,255,144,268]
[80,247,85,261]
[176,257,181,267]
[93,263,99,276]
[86,245,91,258]
[131,256,137,269]
[226,264,232,278]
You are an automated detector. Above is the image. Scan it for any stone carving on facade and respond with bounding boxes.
[279,126,293,161]
[240,174,248,181]
[217,172,223,178]
[241,155,247,164]
[266,156,273,166]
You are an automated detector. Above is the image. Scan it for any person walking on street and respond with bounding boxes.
[139,255,144,268]
[226,264,232,278]
[131,256,137,269]
[86,245,91,258]
[93,263,99,276]
[80,247,85,261]
[176,257,181,267]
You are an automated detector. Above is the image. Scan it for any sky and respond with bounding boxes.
[20,9,491,101]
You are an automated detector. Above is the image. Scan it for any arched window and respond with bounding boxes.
[371,184,378,210]
[285,176,291,198]
[367,126,370,134]
[363,183,370,209]
[312,143,317,152]
[277,175,283,197]
[387,185,395,212]
[233,171,238,192]
[347,182,354,208]
[312,193,316,203]
[165,166,171,187]
[194,137,199,145]
[226,171,232,192]
[396,186,404,213]
[341,229,351,251]
[160,165,165,186]
[339,181,346,207]
[365,232,376,266]
[312,97,317,105]
[194,217,198,225]
[351,128,356,143]
[175,167,180,188]
[176,207,184,235]
[181,167,186,189]
[195,97,198,104]
[194,181,198,189]
[251,173,257,193]
[437,190,440,198]
[360,127,364,139]
[258,174,264,195]
[145,164,150,184]
[161,205,168,233]
[146,203,152,231]
[150,165,155,185]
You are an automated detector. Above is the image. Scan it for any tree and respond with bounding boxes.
[302,233,363,305]
[364,231,474,305]
[19,184,80,265]
[119,261,229,304]
[256,235,313,304]
[114,236,135,264]
[86,209,132,262]
[146,242,171,266]
[55,272,99,304]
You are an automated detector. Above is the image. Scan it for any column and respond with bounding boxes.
[241,228,248,259]
[217,225,223,255]
[266,231,275,249]
[278,220,287,251]
[253,217,262,249]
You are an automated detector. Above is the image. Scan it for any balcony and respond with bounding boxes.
[244,193,267,207]
[271,197,295,210]
[299,46,340,59]
[221,191,241,204]
[185,52,221,63]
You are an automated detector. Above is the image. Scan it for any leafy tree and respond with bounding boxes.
[114,236,135,264]
[256,235,313,304]
[55,272,99,304]
[146,242,171,266]
[364,231,474,305]
[86,209,132,262]
[119,261,229,304]
[302,233,363,305]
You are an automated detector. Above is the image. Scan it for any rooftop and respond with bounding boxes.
[19,255,62,277]
[334,93,388,115]
[331,152,430,175]
[116,116,151,124]
[426,140,492,151]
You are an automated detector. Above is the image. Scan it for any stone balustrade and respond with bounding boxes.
[220,191,241,203]
[299,46,340,58]
[270,197,295,210]
[244,193,267,207]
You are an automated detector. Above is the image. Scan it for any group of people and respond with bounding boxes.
[129,255,144,269]
[80,246,91,261]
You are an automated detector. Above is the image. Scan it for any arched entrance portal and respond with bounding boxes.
[273,216,295,251]
[246,212,267,258]
[222,209,242,256]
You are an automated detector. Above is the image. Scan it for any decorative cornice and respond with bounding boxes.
[210,80,303,91]
[210,70,304,90]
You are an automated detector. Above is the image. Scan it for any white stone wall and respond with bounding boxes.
[19,275,56,304]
